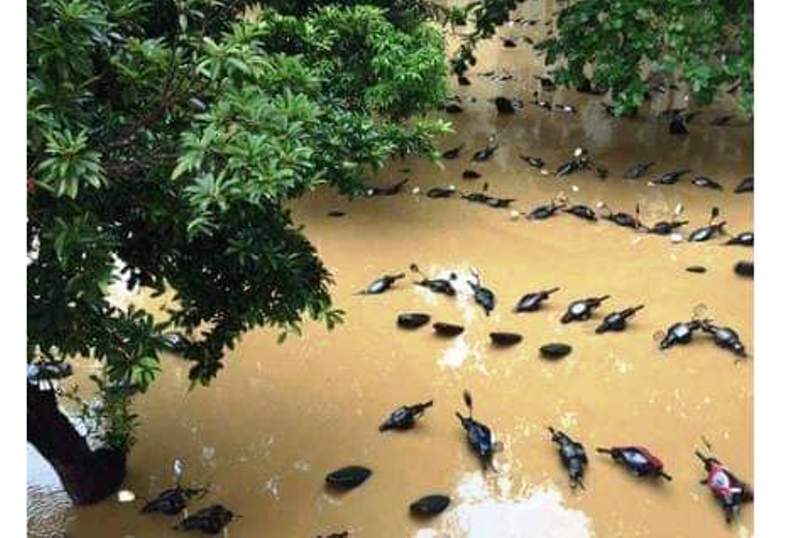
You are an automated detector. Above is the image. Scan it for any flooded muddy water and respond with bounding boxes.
[28,1,753,536]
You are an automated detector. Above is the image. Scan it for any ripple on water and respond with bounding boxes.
[414,471,593,538]
[28,445,72,537]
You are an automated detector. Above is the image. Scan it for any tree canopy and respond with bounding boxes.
[27,0,449,454]
[448,0,753,116]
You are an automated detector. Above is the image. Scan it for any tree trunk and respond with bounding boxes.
[27,383,127,505]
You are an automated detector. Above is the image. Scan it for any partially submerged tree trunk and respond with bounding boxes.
[27,383,126,505]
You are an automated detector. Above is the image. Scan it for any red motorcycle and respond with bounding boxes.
[696,449,753,523]
[596,446,672,481]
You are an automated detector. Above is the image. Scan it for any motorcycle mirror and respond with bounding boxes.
[693,303,709,319]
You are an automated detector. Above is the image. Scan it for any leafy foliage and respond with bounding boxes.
[441,0,526,75]
[537,0,753,116]
[444,0,753,116]
[27,0,449,452]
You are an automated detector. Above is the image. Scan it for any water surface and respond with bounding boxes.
[28,1,752,536]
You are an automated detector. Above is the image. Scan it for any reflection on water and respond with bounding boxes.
[28,0,752,536]
[415,472,592,538]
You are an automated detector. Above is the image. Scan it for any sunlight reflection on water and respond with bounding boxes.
[414,471,593,538]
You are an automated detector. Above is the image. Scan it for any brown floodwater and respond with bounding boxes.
[28,1,753,536]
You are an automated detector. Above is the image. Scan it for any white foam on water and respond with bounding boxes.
[293,460,311,472]
[412,263,481,321]
[440,335,470,369]
[412,263,491,373]
[414,471,593,538]
[260,475,280,499]
[452,270,482,325]
[558,412,578,430]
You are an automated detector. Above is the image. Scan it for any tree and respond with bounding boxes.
[27,0,449,504]
[448,0,753,116]
[442,0,527,75]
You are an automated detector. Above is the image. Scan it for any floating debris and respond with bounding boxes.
[686,266,707,273]
[409,494,451,518]
[397,313,431,329]
[554,103,577,114]
[489,332,523,347]
[734,261,754,278]
[433,322,465,337]
[117,490,136,503]
[540,343,572,360]
[325,466,372,491]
